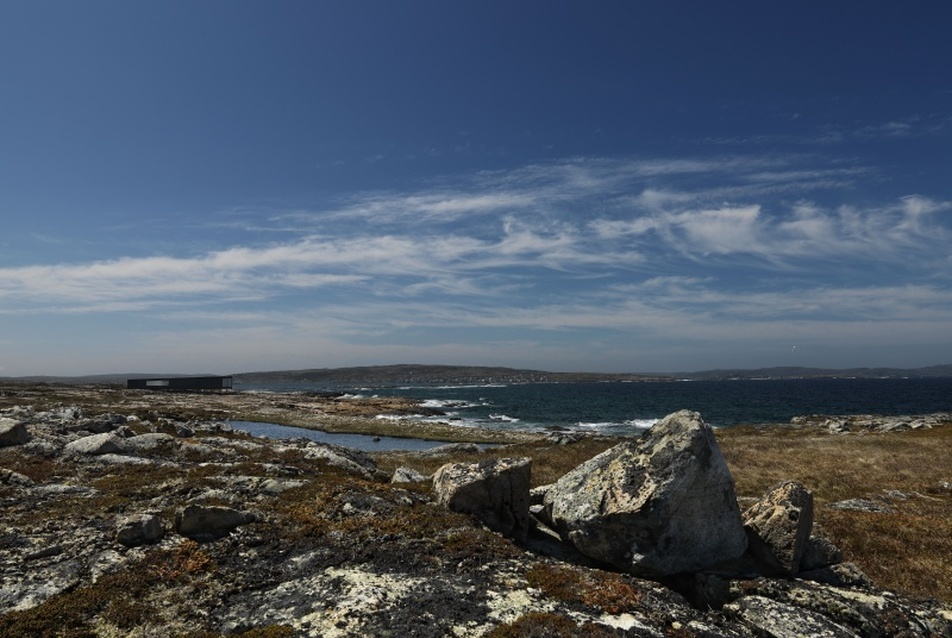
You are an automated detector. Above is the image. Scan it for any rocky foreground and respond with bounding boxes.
[1,386,951,637]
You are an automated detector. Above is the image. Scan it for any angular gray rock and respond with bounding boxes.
[176,504,255,540]
[391,466,428,483]
[800,534,843,572]
[302,442,383,480]
[743,480,814,575]
[543,410,748,577]
[0,468,35,486]
[116,513,165,547]
[0,418,29,447]
[63,432,125,456]
[432,457,532,541]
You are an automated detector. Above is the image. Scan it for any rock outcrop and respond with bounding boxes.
[433,457,532,541]
[543,410,748,577]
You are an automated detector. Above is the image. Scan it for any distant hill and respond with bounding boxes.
[232,364,665,387]
[676,365,952,380]
[3,364,950,387]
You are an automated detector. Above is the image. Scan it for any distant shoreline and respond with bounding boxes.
[4,362,951,387]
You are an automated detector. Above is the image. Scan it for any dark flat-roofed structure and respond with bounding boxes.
[126,376,233,391]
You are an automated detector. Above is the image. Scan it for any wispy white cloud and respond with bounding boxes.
[2,153,951,373]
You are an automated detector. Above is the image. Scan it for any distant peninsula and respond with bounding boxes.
[234,363,952,387]
[9,363,950,387]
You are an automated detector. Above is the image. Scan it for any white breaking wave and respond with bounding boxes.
[421,398,482,409]
[575,418,658,434]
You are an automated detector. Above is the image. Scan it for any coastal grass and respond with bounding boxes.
[717,423,952,603]
[374,437,618,488]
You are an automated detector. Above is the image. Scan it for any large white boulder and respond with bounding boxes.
[543,410,747,577]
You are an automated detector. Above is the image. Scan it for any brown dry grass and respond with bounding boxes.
[717,423,952,602]
[374,437,617,488]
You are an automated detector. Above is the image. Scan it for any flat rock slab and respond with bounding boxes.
[726,595,860,638]
[63,432,125,456]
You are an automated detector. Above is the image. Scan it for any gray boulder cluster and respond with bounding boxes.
[431,410,952,635]
[2,402,951,637]
[434,410,834,585]
[791,412,952,434]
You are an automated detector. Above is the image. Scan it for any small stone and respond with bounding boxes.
[799,534,843,572]
[391,466,427,483]
[116,513,165,547]
[0,418,30,447]
[176,504,255,540]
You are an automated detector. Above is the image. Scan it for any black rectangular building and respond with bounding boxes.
[126,376,233,391]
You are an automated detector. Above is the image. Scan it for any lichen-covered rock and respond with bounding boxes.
[0,468,34,486]
[726,594,860,638]
[433,457,532,541]
[63,432,125,456]
[743,480,814,575]
[0,418,29,447]
[122,432,176,453]
[543,410,747,577]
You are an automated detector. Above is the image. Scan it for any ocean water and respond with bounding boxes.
[242,377,952,437]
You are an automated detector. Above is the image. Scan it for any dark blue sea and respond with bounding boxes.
[240,377,952,437]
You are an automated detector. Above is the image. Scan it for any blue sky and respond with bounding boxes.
[2,1,951,376]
